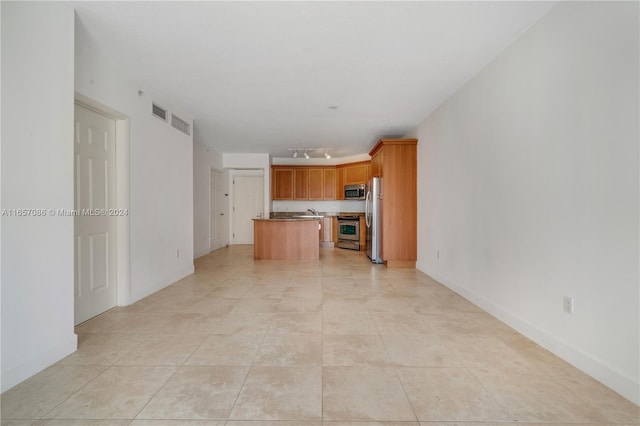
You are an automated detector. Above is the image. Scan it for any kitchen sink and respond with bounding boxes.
[292,215,324,219]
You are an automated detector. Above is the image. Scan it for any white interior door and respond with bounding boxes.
[210,169,225,251]
[232,175,264,244]
[74,104,117,325]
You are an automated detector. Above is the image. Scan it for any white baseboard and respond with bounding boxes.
[417,262,639,406]
[128,264,195,305]
[1,333,78,393]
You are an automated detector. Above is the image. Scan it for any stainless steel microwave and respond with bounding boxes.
[344,184,365,200]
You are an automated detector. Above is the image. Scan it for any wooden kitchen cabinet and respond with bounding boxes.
[294,168,309,200]
[254,219,319,260]
[336,161,371,199]
[308,168,324,200]
[344,161,368,184]
[272,166,336,201]
[331,216,338,246]
[272,167,294,200]
[320,217,333,247]
[323,168,336,200]
[370,151,382,179]
[359,216,366,251]
[336,166,345,200]
[369,138,417,268]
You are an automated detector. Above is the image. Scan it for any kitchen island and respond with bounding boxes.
[253,218,320,260]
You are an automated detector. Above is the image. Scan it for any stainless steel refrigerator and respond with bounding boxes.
[365,176,383,263]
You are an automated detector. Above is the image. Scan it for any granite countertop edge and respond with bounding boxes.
[269,211,364,219]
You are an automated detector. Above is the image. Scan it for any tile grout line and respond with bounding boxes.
[464,366,516,423]
[38,329,155,421]
[224,271,274,423]
[127,312,213,422]
[33,364,110,422]
[320,268,325,423]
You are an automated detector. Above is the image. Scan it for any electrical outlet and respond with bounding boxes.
[563,296,574,314]
[437,250,440,259]
[176,249,180,258]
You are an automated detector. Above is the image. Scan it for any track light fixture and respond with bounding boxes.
[287,148,332,159]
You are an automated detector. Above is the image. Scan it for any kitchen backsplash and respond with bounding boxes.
[272,200,365,213]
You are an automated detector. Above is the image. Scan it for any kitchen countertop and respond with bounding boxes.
[253,217,321,221]
[269,211,364,219]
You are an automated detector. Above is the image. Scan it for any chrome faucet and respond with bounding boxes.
[307,208,318,216]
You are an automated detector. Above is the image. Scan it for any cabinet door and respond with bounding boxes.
[308,168,324,200]
[336,166,345,200]
[371,151,382,178]
[359,216,366,250]
[322,217,332,242]
[294,168,309,200]
[272,168,294,200]
[323,168,336,200]
[345,164,366,184]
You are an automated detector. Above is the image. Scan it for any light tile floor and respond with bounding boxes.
[2,246,638,425]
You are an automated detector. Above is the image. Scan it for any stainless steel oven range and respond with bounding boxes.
[337,215,360,250]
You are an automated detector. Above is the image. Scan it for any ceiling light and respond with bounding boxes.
[324,150,331,159]
[293,150,298,158]
[304,149,309,159]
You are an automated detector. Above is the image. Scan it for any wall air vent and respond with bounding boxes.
[171,113,191,136]
[152,103,168,122]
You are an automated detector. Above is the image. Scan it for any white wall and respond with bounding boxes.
[1,2,77,392]
[412,2,639,403]
[193,140,228,258]
[75,19,194,303]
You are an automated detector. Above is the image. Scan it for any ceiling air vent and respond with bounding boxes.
[152,103,168,122]
[171,114,191,136]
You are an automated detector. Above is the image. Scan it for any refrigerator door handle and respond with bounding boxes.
[365,190,371,228]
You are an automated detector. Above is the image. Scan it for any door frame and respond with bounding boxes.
[229,169,264,245]
[75,93,131,308]
[209,167,226,252]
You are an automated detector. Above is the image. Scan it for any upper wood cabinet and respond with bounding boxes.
[294,168,309,200]
[323,168,336,200]
[272,166,336,201]
[336,160,371,199]
[336,166,345,200]
[369,138,417,268]
[272,168,294,200]
[345,162,367,184]
[308,168,324,200]
[370,151,382,179]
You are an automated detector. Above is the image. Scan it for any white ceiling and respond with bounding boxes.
[73,1,555,159]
